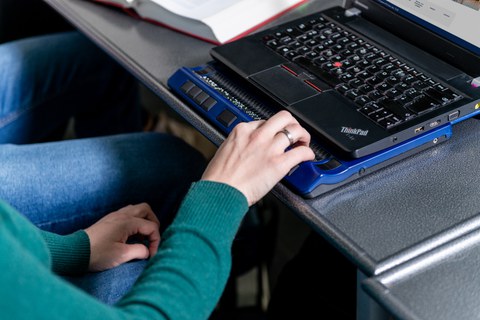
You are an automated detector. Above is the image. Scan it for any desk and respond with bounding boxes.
[44,0,480,318]
[363,227,480,320]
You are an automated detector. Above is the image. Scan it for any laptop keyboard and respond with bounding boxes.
[262,15,463,129]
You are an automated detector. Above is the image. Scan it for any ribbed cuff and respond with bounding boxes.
[171,180,249,243]
[41,230,90,275]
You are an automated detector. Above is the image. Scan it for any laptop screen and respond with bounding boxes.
[374,0,480,55]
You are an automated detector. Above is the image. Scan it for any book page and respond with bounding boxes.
[204,0,304,43]
[148,0,242,20]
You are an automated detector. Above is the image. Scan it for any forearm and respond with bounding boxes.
[117,181,249,319]
[1,181,248,320]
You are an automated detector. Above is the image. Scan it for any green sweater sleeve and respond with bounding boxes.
[40,230,90,275]
[0,180,249,320]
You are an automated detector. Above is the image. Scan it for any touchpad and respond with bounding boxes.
[250,66,319,105]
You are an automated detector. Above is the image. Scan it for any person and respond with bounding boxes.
[0,110,315,319]
[0,30,142,144]
[0,29,209,304]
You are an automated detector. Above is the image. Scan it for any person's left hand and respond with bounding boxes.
[84,203,161,272]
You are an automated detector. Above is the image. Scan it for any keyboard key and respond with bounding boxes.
[385,88,401,99]
[336,83,351,94]
[383,64,396,72]
[285,51,301,60]
[381,100,413,119]
[367,77,382,87]
[413,81,429,91]
[405,88,422,99]
[356,71,371,80]
[368,90,383,101]
[349,79,363,89]
[355,95,371,106]
[285,27,303,38]
[376,83,392,92]
[386,76,401,86]
[289,41,303,50]
[279,36,295,45]
[359,106,376,116]
[297,23,310,31]
[273,31,287,38]
[407,95,439,114]
[345,89,360,100]
[396,95,413,106]
[395,82,410,92]
[392,69,407,78]
[277,46,292,55]
[378,117,397,128]
[358,84,374,94]
[424,88,451,105]
[441,88,462,101]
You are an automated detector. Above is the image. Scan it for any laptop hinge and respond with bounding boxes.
[345,7,362,17]
[352,0,370,10]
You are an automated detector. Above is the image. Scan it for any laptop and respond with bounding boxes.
[168,62,453,197]
[210,0,480,159]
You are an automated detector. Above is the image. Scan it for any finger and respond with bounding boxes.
[119,243,151,263]
[272,123,311,151]
[129,217,161,257]
[127,203,160,226]
[278,145,315,174]
[228,120,265,141]
[257,111,298,136]
[249,119,266,129]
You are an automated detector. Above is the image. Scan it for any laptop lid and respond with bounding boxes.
[354,0,480,77]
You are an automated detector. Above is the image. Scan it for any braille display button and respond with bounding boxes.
[180,81,195,93]
[217,109,237,127]
[187,86,202,99]
[201,97,217,111]
[194,91,209,105]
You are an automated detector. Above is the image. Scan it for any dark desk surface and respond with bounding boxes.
[363,227,480,320]
[45,0,480,278]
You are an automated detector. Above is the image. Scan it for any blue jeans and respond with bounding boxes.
[0,31,142,143]
[0,133,206,304]
[0,31,206,304]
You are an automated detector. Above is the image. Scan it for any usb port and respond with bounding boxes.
[414,126,425,134]
[429,120,441,128]
[448,111,460,121]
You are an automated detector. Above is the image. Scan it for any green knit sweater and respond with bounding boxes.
[0,181,248,320]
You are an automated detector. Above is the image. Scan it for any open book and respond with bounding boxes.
[94,0,306,44]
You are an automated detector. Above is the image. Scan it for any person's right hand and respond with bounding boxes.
[201,111,315,206]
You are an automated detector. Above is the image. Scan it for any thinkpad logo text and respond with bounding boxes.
[341,127,369,136]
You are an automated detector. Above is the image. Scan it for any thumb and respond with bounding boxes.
[118,243,151,264]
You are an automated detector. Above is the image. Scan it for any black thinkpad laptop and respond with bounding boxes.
[211,0,480,158]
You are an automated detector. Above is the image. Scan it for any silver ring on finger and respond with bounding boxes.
[279,128,294,146]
